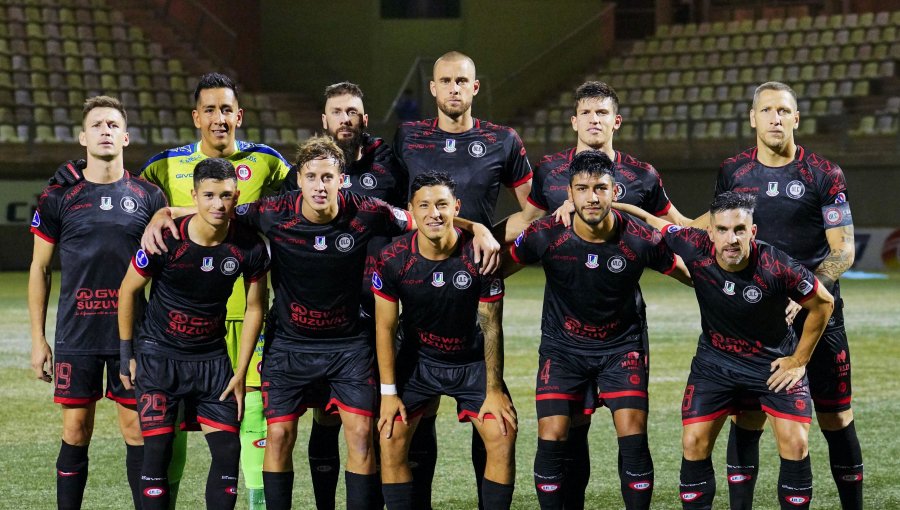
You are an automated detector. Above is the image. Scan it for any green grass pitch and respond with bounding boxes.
[1,268,898,509]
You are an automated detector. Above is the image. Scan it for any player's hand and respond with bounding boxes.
[31,339,53,383]
[478,390,517,436]
[119,358,136,390]
[221,375,246,421]
[377,394,407,439]
[552,200,574,227]
[48,159,86,186]
[471,224,501,275]
[141,208,178,254]
[785,299,802,326]
[768,356,806,393]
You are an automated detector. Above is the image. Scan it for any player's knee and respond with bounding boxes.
[682,430,713,459]
[817,409,854,431]
[777,435,809,460]
[483,428,516,461]
[537,416,569,441]
[265,424,297,455]
[378,438,409,470]
[61,420,93,446]
[342,418,374,458]
[206,431,241,465]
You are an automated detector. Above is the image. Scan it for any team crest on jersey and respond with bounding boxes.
[236,164,252,181]
[585,253,599,269]
[615,183,626,200]
[360,173,377,189]
[336,233,355,252]
[443,139,457,153]
[135,249,149,269]
[786,180,805,199]
[468,141,486,158]
[452,271,472,289]
[314,236,327,251]
[220,257,239,275]
[341,174,352,188]
[31,211,40,227]
[607,255,626,273]
[236,203,250,216]
[766,181,779,197]
[797,280,814,295]
[371,271,383,290]
[432,272,445,287]
[722,281,736,295]
[100,196,113,210]
[201,257,215,272]
[743,285,762,303]
[120,196,138,213]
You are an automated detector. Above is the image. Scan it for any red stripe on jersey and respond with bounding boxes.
[247,269,269,284]
[31,227,56,244]
[178,216,189,240]
[324,397,374,417]
[535,393,582,401]
[141,426,175,437]
[197,416,239,433]
[599,390,648,399]
[401,209,414,232]
[508,172,533,189]
[682,406,734,425]
[479,293,503,303]
[508,245,523,265]
[796,278,820,304]
[132,257,152,277]
[526,195,549,211]
[760,405,812,423]
[654,201,673,217]
[372,288,398,302]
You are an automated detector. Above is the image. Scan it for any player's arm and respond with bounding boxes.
[28,236,55,382]
[499,202,546,244]
[451,216,501,275]
[140,206,198,255]
[614,202,708,230]
[478,298,516,434]
[768,281,834,393]
[814,225,855,291]
[665,255,693,287]
[659,203,691,226]
[508,178,533,212]
[117,265,151,390]
[221,275,267,420]
[374,293,405,438]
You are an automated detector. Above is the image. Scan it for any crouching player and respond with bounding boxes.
[117,158,270,509]
[375,172,517,510]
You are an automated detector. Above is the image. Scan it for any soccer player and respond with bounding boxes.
[117,158,269,510]
[713,82,861,510]
[374,171,516,510]
[508,150,691,510]
[28,95,167,509]
[393,50,533,508]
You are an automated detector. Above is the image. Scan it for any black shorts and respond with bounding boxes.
[53,353,134,406]
[261,347,375,424]
[794,295,852,412]
[397,358,509,422]
[535,345,649,419]
[681,356,812,425]
[134,352,238,436]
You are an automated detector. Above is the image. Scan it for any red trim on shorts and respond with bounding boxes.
[132,257,152,277]
[812,395,852,406]
[526,195,548,211]
[479,293,503,303]
[325,398,374,417]
[394,407,427,422]
[197,416,239,433]
[661,255,678,275]
[508,172,533,189]
[142,426,175,437]
[535,393,582,401]
[796,278,820,304]
[266,411,304,425]
[31,227,56,244]
[760,405,812,424]
[599,390,648,399]
[179,421,202,432]
[682,406,734,425]
[654,202,673,217]
[457,409,496,423]
[106,390,136,406]
[55,395,100,405]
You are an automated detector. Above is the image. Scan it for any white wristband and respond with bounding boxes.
[380,383,397,395]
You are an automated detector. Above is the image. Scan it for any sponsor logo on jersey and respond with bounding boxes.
[135,249,149,268]
[836,349,847,363]
[629,374,641,385]
[795,399,806,410]
[336,233,355,252]
[607,255,626,273]
[144,487,165,497]
[629,481,652,491]
[824,206,843,225]
[729,474,752,484]
[766,181,779,197]
[452,270,472,289]
[586,253,599,269]
[835,192,847,204]
[360,173,377,189]
[201,257,214,272]
[743,285,762,303]
[443,139,457,153]
[797,280,814,295]
[432,272,445,287]
[468,141,486,158]
[120,196,138,213]
[615,182,626,200]
[489,278,503,296]
[236,164,252,181]
[785,495,810,505]
[514,231,524,247]
[680,492,702,502]
[786,180,806,199]
[31,211,41,227]
[100,196,113,210]
[236,203,250,216]
[314,236,327,251]
[341,174,351,188]
[221,257,239,275]
[392,207,408,222]
[372,271,383,290]
[722,281,736,295]
[666,224,682,233]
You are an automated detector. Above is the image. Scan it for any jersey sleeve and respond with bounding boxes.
[147,183,169,213]
[527,161,550,211]
[243,236,271,283]
[782,252,820,304]
[140,157,167,190]
[661,225,708,262]
[130,246,166,278]
[479,275,504,303]
[814,161,853,230]
[382,152,410,207]
[509,220,552,265]
[645,227,678,274]
[372,197,412,237]
[646,167,673,216]
[371,250,401,302]
[233,196,272,234]
[262,151,293,196]
[30,186,63,244]
[503,129,533,188]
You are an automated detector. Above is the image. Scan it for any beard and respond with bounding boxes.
[574,204,609,226]
[333,127,364,164]
[437,97,472,119]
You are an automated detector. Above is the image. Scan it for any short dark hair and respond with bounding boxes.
[752,81,798,110]
[83,95,127,126]
[710,191,757,217]
[324,81,364,101]
[410,171,456,199]
[194,73,239,103]
[295,135,345,172]
[193,157,236,188]
[574,81,619,113]
[568,150,615,185]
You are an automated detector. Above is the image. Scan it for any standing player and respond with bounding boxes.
[393,50,533,508]
[28,96,167,509]
[117,158,269,510]
[508,150,690,510]
[713,82,861,510]
[375,171,516,510]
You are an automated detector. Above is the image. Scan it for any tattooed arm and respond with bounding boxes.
[815,225,855,291]
[477,299,517,434]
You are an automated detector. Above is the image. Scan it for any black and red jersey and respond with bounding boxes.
[31,173,167,355]
[715,146,852,270]
[394,118,532,226]
[373,230,504,365]
[529,148,673,215]
[235,189,412,352]
[510,210,676,355]
[131,215,269,358]
[662,225,820,370]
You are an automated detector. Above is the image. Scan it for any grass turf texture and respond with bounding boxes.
[1,268,897,509]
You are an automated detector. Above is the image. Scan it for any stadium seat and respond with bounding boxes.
[876,115,898,134]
